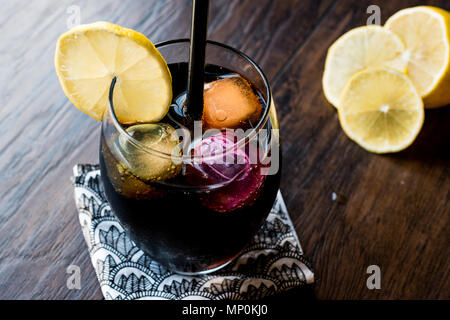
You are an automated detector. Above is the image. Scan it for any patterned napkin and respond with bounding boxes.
[73,164,314,300]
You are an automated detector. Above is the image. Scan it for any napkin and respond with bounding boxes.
[73,164,314,300]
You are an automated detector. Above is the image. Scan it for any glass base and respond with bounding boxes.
[172,253,239,276]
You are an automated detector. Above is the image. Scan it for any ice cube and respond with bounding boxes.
[187,132,249,185]
[202,164,265,212]
[202,75,262,130]
[117,123,181,182]
[186,132,265,212]
[115,162,167,200]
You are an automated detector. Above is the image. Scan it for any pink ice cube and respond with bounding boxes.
[187,132,265,212]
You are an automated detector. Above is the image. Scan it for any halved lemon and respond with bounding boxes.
[338,68,424,153]
[323,26,408,108]
[385,6,450,108]
[55,22,172,123]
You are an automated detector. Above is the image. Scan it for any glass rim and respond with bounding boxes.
[107,38,272,161]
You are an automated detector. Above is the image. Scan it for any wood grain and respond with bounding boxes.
[275,0,450,299]
[0,0,448,299]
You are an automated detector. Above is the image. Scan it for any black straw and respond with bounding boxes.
[185,0,209,122]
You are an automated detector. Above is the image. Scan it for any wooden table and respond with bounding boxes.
[0,0,448,300]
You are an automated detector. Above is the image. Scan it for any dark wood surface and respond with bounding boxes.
[0,0,448,300]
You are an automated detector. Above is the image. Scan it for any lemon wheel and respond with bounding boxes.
[323,26,408,108]
[55,22,172,123]
[338,68,424,153]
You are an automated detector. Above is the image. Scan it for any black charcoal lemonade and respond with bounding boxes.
[100,62,280,274]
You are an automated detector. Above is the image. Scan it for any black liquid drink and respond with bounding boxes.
[100,61,280,274]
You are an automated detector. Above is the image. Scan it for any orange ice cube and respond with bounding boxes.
[202,76,262,130]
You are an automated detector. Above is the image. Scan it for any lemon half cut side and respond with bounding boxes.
[55,22,172,123]
[385,6,450,108]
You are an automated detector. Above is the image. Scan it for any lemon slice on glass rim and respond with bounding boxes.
[338,67,424,154]
[55,22,172,124]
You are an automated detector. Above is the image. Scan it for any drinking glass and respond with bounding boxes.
[100,39,281,274]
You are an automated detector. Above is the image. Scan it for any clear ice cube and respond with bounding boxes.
[116,123,181,182]
[202,75,262,130]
